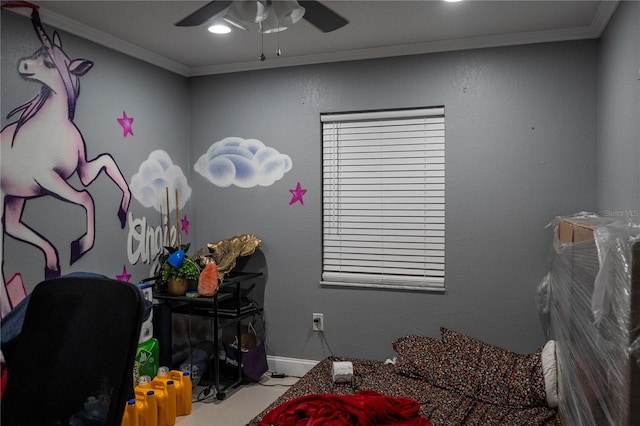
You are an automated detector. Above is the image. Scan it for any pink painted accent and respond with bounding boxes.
[6,273,27,312]
[117,111,134,137]
[289,182,307,206]
[116,265,132,282]
[181,215,190,234]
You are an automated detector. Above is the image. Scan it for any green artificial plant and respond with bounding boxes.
[160,243,200,282]
[161,258,200,282]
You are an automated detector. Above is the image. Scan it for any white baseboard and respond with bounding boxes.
[267,355,319,378]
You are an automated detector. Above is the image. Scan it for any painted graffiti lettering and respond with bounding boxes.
[127,212,176,266]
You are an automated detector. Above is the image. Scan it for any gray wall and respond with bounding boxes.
[597,1,640,217]
[7,4,634,363]
[190,40,598,361]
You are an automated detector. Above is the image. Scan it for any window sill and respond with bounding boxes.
[319,280,445,293]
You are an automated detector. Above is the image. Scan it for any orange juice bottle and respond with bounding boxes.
[144,391,158,426]
[152,368,176,426]
[121,399,138,426]
[170,370,192,415]
[134,376,157,426]
[182,371,192,414]
[120,399,130,426]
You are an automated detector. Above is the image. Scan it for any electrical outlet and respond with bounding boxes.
[312,313,324,332]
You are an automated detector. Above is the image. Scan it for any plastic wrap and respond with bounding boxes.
[537,213,640,426]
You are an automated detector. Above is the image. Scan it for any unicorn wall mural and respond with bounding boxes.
[1,8,131,317]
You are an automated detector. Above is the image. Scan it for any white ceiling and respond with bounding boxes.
[6,1,619,76]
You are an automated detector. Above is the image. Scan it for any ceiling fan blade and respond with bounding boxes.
[175,0,232,27]
[300,0,348,33]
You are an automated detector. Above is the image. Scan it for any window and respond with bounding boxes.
[321,107,445,291]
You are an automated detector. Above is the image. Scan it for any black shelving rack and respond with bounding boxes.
[153,272,263,400]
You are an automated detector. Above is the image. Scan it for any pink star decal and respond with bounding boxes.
[181,215,190,234]
[289,182,307,206]
[117,111,134,137]
[116,265,132,282]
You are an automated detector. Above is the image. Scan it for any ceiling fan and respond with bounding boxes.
[175,0,349,33]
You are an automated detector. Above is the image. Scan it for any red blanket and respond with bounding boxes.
[258,390,432,426]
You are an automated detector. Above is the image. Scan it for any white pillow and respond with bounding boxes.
[541,340,558,408]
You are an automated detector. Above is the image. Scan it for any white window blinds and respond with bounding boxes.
[321,107,445,291]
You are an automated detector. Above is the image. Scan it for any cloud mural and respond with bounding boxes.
[130,150,192,212]
[194,137,292,188]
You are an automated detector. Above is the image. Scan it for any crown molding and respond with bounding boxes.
[6,1,620,78]
[591,0,620,37]
[189,25,604,76]
[7,6,191,76]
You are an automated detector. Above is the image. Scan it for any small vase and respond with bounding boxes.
[168,278,188,296]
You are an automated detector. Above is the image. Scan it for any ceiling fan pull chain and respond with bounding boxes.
[276,21,282,57]
[260,26,266,61]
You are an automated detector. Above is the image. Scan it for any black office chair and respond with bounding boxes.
[1,276,144,426]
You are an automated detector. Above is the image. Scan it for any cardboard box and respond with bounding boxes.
[558,220,595,243]
[557,217,614,243]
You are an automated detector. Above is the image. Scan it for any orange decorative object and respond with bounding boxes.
[198,262,218,296]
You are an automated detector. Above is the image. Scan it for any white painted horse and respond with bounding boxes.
[1,10,130,316]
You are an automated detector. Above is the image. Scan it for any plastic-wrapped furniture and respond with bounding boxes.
[539,214,640,426]
[1,276,144,426]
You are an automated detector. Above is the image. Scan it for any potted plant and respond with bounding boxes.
[161,245,200,296]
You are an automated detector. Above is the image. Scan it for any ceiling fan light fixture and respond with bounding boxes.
[272,0,305,26]
[230,0,269,23]
[223,14,249,31]
[208,23,232,34]
[260,4,288,33]
[260,23,287,34]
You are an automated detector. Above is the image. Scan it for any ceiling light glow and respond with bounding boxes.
[208,24,232,34]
